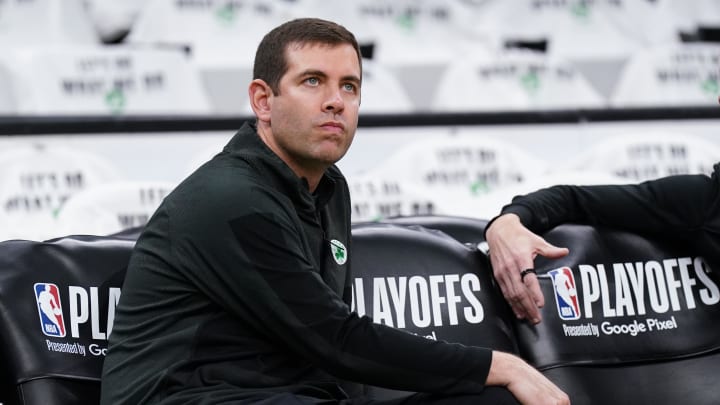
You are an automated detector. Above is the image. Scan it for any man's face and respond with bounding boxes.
[265,42,361,176]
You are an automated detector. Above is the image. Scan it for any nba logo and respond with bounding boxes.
[34,283,66,337]
[548,267,581,320]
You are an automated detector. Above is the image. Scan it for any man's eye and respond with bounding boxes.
[343,83,357,92]
[306,77,319,85]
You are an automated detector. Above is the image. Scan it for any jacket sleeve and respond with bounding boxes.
[493,164,720,241]
[170,183,492,395]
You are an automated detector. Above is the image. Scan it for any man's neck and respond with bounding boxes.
[256,124,324,192]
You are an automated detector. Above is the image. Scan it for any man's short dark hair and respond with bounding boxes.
[253,18,362,95]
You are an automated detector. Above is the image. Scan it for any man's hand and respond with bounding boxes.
[487,351,570,405]
[485,214,568,324]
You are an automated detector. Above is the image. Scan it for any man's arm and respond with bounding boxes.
[183,185,568,402]
[485,166,720,324]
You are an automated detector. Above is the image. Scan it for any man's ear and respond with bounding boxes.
[249,79,273,122]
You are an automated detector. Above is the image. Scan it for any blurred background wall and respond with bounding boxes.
[0,0,719,240]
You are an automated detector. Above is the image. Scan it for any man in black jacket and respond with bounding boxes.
[484,163,720,325]
[100,18,568,404]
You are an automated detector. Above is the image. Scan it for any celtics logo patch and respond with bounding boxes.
[330,239,347,265]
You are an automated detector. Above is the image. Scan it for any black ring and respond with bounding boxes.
[520,269,536,282]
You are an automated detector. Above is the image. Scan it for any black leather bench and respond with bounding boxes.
[1,216,719,404]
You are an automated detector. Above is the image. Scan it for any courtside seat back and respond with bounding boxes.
[371,135,548,197]
[55,180,176,237]
[352,223,516,351]
[431,49,605,112]
[127,0,296,114]
[0,144,123,241]
[0,236,134,405]
[540,353,720,405]
[562,132,720,182]
[380,215,489,247]
[9,45,211,116]
[351,223,517,398]
[517,224,720,404]
[610,44,720,108]
[0,0,99,46]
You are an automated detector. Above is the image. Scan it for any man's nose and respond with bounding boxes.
[323,89,345,113]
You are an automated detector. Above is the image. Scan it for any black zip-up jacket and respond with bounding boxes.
[101,122,492,404]
[490,163,720,265]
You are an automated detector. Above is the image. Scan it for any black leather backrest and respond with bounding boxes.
[7,220,716,404]
[520,223,720,367]
[379,215,489,246]
[352,223,516,351]
[0,236,134,405]
[351,223,516,399]
[519,224,720,405]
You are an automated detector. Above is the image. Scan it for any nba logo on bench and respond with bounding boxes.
[548,267,581,320]
[34,282,67,337]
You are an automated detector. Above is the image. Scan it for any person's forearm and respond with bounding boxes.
[502,173,714,237]
[498,185,590,234]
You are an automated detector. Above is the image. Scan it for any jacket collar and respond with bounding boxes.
[223,121,337,213]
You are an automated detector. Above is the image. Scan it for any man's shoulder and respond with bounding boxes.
[162,161,287,218]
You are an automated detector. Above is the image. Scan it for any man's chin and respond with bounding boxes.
[316,146,350,165]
